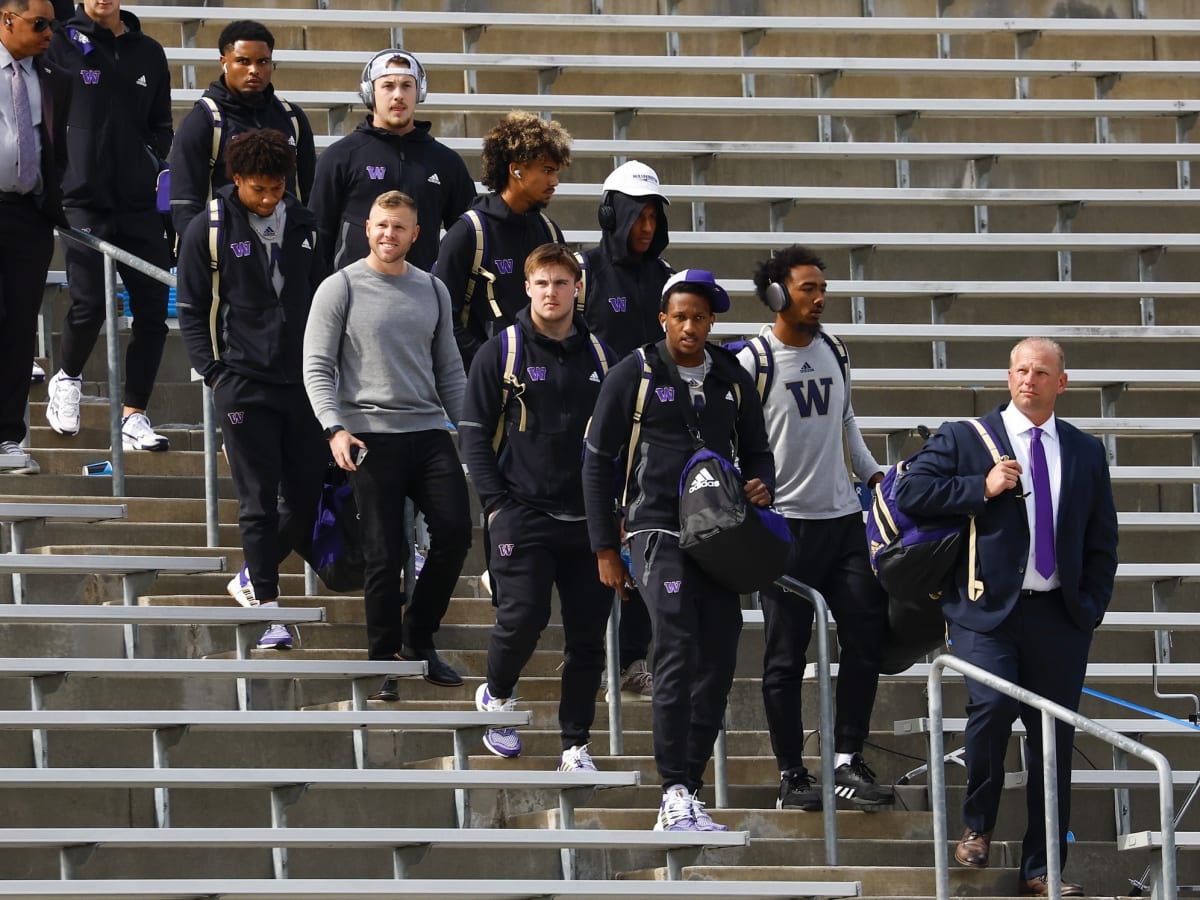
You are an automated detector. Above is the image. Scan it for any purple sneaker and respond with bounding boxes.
[654,787,700,831]
[256,623,292,650]
[475,682,521,758]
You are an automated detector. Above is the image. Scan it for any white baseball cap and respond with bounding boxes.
[601,160,670,204]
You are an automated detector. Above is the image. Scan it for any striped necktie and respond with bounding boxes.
[11,61,37,193]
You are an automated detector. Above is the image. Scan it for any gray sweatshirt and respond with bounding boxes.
[303,259,466,435]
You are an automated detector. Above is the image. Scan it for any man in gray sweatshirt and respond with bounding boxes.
[303,189,471,693]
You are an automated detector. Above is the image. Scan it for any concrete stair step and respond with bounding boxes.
[28,425,209,452]
[617,864,1013,897]
[22,447,229,478]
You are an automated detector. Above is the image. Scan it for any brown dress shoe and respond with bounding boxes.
[1018,874,1084,896]
[954,828,992,868]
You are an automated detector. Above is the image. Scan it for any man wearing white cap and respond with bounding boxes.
[583,269,775,832]
[578,159,674,703]
[309,48,474,272]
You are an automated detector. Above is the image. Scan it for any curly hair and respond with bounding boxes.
[224,128,296,181]
[218,20,275,53]
[751,245,826,309]
[479,111,572,192]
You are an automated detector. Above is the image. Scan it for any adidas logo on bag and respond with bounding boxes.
[428,173,441,184]
[589,371,600,382]
[688,466,720,494]
[135,74,147,87]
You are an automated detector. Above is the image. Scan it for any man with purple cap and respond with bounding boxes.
[582,269,775,832]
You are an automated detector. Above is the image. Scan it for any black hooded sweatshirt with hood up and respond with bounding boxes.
[581,190,672,360]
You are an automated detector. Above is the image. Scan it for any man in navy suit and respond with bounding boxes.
[897,337,1118,897]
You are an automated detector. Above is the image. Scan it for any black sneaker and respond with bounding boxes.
[399,646,464,687]
[777,768,821,811]
[367,677,399,702]
[833,753,895,808]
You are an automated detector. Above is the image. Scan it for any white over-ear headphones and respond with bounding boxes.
[359,48,428,109]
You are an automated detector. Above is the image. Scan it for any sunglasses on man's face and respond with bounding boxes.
[9,11,53,32]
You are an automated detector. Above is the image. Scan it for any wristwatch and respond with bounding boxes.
[323,425,345,440]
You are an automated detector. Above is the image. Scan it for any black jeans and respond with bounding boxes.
[0,197,54,443]
[60,207,170,410]
[759,513,889,769]
[349,429,471,658]
[630,530,742,792]
[487,503,611,749]
[214,374,328,602]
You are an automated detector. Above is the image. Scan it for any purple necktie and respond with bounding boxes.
[1030,426,1056,578]
[11,62,37,193]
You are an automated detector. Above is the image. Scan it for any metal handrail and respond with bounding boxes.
[603,576,837,864]
[53,228,176,498]
[926,654,1177,900]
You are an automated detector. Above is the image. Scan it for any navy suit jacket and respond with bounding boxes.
[895,404,1118,635]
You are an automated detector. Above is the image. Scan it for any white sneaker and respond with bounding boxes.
[0,440,39,475]
[654,786,700,832]
[121,411,169,451]
[226,564,257,607]
[480,569,492,596]
[558,743,597,772]
[46,370,82,436]
[475,682,522,758]
[31,360,45,384]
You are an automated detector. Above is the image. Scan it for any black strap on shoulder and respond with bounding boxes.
[656,342,705,451]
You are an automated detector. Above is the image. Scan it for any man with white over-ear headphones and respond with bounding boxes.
[309,47,473,275]
[168,19,315,240]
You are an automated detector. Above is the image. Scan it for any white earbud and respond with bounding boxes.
[222,63,228,74]
[514,170,522,180]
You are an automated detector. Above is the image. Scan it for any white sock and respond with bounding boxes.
[664,783,688,796]
[835,752,856,768]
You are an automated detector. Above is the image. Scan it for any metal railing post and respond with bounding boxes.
[605,593,623,756]
[202,382,219,548]
[926,654,1178,900]
[103,253,125,497]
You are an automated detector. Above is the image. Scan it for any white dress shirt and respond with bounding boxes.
[1000,403,1062,592]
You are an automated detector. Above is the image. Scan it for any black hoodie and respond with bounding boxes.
[434,192,564,369]
[459,307,616,519]
[168,78,316,238]
[582,191,672,360]
[45,7,172,213]
[308,115,475,273]
[176,185,328,387]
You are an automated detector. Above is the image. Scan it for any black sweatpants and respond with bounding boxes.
[60,207,170,410]
[214,373,328,602]
[349,429,472,658]
[0,197,54,444]
[759,512,889,770]
[630,530,742,792]
[487,504,611,749]
[618,587,653,670]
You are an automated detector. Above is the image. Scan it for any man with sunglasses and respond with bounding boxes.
[0,0,69,475]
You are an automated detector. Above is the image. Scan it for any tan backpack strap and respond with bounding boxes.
[461,209,500,320]
[964,418,1004,601]
[199,97,222,204]
[492,324,527,450]
[621,350,654,507]
[207,198,223,362]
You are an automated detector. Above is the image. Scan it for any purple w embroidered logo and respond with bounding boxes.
[80,70,100,85]
[227,411,245,425]
[608,297,627,312]
[365,165,386,180]
[526,367,547,382]
[655,386,675,403]
[497,543,515,557]
[664,580,682,594]
[494,258,514,275]
[229,241,252,258]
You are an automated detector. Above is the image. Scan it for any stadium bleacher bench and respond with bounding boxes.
[0,826,747,881]
[0,503,128,601]
[0,766,637,839]
[0,602,324,659]
[831,368,1200,389]
[895,716,1200,737]
[0,657,426,711]
[163,47,1200,81]
[1118,830,1200,900]
[0,878,863,899]
[800,661,1200,683]
[133,6,1200,40]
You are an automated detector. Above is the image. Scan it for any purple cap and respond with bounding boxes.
[661,269,730,313]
